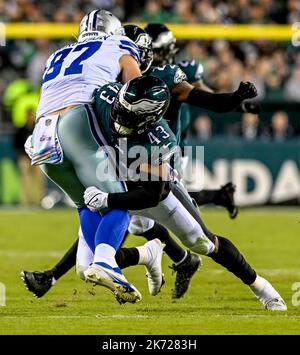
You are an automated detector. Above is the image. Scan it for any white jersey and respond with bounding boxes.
[37,35,139,118]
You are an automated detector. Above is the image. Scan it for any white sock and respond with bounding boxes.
[93,243,118,268]
[51,277,57,286]
[249,275,265,292]
[136,245,150,265]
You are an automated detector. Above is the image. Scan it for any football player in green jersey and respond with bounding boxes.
[23,75,286,311]
[83,75,286,311]
[22,24,256,300]
[144,23,262,219]
[23,28,286,310]
[22,25,258,301]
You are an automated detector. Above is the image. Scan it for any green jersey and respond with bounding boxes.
[177,59,204,84]
[94,83,178,175]
[177,60,205,144]
[148,64,187,144]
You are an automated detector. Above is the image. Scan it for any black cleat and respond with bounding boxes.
[214,182,238,219]
[21,270,53,298]
[171,252,201,299]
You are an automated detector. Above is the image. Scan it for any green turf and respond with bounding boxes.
[0,208,299,334]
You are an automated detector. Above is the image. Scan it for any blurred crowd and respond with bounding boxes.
[0,1,299,119]
[0,0,299,206]
[190,111,298,141]
[0,0,299,129]
[1,0,299,24]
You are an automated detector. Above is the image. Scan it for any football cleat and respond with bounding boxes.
[250,275,287,311]
[171,252,201,299]
[21,270,54,298]
[264,298,287,311]
[144,239,165,296]
[84,263,142,304]
[214,182,238,219]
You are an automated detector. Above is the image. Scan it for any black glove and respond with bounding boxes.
[235,81,257,100]
[238,100,261,114]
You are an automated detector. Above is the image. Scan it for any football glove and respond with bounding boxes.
[236,81,257,100]
[84,186,108,212]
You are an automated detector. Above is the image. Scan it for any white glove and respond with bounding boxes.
[24,135,34,159]
[84,186,108,212]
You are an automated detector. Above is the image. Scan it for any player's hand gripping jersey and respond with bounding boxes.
[37,35,139,118]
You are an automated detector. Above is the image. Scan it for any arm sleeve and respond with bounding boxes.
[185,87,243,113]
[107,181,167,210]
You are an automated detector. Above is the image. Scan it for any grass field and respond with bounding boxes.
[0,207,299,335]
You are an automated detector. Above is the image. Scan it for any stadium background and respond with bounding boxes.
[0,0,299,207]
[0,0,300,337]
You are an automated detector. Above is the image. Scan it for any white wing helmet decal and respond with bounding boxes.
[118,83,167,116]
[174,67,187,84]
[136,33,152,48]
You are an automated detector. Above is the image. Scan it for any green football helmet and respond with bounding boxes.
[111,76,170,136]
[144,23,178,66]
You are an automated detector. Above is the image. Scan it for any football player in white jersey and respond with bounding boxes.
[23,23,287,310]
[25,10,143,304]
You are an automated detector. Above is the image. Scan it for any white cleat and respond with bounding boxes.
[144,239,165,296]
[84,263,142,304]
[264,298,287,311]
[250,275,287,311]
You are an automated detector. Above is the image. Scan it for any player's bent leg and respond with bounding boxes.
[129,214,202,298]
[134,191,215,256]
[84,209,142,304]
[171,181,287,310]
[58,105,126,196]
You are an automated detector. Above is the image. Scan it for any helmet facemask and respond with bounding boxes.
[136,36,154,74]
[123,25,154,74]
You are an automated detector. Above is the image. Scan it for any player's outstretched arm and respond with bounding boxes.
[191,79,260,114]
[172,80,257,113]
